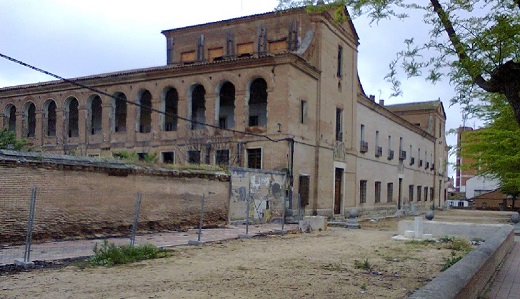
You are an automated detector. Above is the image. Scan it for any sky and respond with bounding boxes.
[0,0,475,177]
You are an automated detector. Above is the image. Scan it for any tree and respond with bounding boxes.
[461,94,520,210]
[277,1,520,125]
[0,127,27,151]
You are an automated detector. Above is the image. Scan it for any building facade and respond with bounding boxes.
[0,7,448,216]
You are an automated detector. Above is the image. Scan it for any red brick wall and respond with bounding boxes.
[0,160,229,245]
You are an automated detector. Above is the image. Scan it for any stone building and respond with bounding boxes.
[0,7,448,216]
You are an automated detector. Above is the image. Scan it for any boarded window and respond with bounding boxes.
[209,47,224,61]
[181,51,196,63]
[269,40,287,53]
[237,42,254,57]
[360,180,367,204]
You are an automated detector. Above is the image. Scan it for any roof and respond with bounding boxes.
[386,100,446,119]
[473,189,505,201]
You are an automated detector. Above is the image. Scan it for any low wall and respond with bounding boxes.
[408,223,515,299]
[398,220,508,240]
[0,150,230,244]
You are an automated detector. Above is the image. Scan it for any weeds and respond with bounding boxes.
[89,240,170,267]
[440,251,464,272]
[354,258,372,271]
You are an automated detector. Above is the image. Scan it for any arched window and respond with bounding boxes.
[138,90,152,133]
[5,105,16,133]
[89,95,102,135]
[163,88,178,131]
[24,102,36,138]
[248,78,267,127]
[66,97,79,137]
[190,85,206,130]
[112,92,127,132]
[218,82,235,129]
[44,100,57,137]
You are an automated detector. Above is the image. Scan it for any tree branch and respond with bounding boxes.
[430,0,500,92]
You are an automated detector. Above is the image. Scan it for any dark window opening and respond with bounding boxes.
[188,150,201,164]
[375,181,381,203]
[387,183,394,203]
[67,98,79,138]
[360,180,367,203]
[46,100,57,137]
[417,186,422,202]
[162,152,175,164]
[25,103,36,138]
[299,175,310,207]
[137,153,146,161]
[335,108,343,141]
[409,185,414,202]
[191,85,206,130]
[114,93,127,132]
[7,105,16,133]
[247,148,262,169]
[300,100,307,124]
[249,78,267,127]
[215,149,230,166]
[90,96,102,135]
[164,88,178,131]
[249,115,259,127]
[337,45,343,78]
[219,82,235,129]
[139,91,152,133]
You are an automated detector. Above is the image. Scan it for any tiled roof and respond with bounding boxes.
[385,100,441,112]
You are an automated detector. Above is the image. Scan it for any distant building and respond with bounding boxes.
[473,189,516,211]
[0,7,448,216]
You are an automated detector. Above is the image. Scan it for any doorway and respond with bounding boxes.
[334,168,343,214]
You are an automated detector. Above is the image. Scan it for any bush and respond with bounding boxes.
[89,240,170,266]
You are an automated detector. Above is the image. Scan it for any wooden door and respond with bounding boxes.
[334,168,343,214]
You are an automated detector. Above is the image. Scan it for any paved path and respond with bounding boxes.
[486,236,520,299]
[0,223,296,266]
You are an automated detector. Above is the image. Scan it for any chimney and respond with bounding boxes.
[369,95,375,102]
[379,99,385,106]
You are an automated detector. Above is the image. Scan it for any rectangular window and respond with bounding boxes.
[137,153,146,161]
[300,100,308,124]
[215,149,230,166]
[162,151,175,164]
[387,183,394,203]
[360,124,365,142]
[424,187,428,202]
[188,150,201,164]
[335,108,343,141]
[337,45,343,78]
[219,117,227,129]
[417,186,422,202]
[375,181,381,203]
[409,185,414,202]
[247,148,262,169]
[249,115,259,127]
[430,188,434,202]
[360,180,367,203]
[375,131,379,147]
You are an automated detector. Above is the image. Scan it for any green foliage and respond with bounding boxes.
[0,128,27,151]
[112,150,138,162]
[354,258,372,270]
[142,152,158,164]
[89,240,170,267]
[441,251,464,272]
[439,236,472,253]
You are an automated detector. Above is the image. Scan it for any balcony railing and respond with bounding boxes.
[425,162,430,170]
[419,160,423,167]
[387,150,394,160]
[430,163,435,171]
[375,146,383,157]
[360,141,368,153]
[399,150,406,160]
[409,157,415,166]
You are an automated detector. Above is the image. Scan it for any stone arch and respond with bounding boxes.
[87,94,103,135]
[43,99,57,137]
[161,87,178,131]
[136,89,152,133]
[216,81,235,129]
[64,97,79,137]
[247,78,268,127]
[23,101,37,138]
[111,92,127,132]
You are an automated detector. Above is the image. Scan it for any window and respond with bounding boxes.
[164,88,178,131]
[375,182,381,203]
[417,186,422,202]
[249,115,259,126]
[430,188,434,201]
[162,152,175,164]
[409,185,414,202]
[300,100,308,124]
[219,117,227,129]
[387,183,394,203]
[219,82,235,129]
[337,45,343,78]
[248,78,267,127]
[45,100,57,137]
[424,187,428,202]
[191,85,206,130]
[137,153,147,161]
[188,150,201,164]
[215,149,230,166]
[360,180,367,203]
[138,90,152,133]
[335,108,343,141]
[247,148,262,169]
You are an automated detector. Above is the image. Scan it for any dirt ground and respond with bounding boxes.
[0,210,515,299]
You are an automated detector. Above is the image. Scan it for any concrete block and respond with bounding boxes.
[299,216,327,232]
[188,240,206,246]
[15,259,34,269]
[404,230,415,238]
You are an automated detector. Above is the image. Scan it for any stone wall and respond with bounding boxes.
[0,150,229,245]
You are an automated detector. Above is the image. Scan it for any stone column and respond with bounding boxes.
[234,90,247,131]
[15,110,23,140]
[101,98,112,148]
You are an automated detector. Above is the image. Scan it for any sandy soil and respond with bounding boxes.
[0,210,514,299]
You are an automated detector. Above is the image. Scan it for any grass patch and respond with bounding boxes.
[354,258,372,271]
[441,252,464,272]
[89,240,170,267]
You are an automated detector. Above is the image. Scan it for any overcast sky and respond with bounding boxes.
[0,0,474,177]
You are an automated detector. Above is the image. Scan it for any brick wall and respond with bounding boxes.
[0,151,229,245]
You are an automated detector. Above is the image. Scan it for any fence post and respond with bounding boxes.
[239,177,252,239]
[297,193,302,222]
[281,190,286,234]
[189,193,207,245]
[15,187,37,269]
[130,192,142,246]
